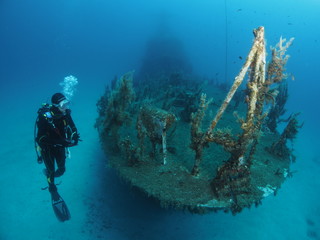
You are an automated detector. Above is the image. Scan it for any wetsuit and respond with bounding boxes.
[36,106,78,192]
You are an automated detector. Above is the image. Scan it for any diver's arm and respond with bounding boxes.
[66,110,78,133]
[36,116,51,146]
[66,111,80,145]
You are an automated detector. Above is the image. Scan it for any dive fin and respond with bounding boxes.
[51,191,71,222]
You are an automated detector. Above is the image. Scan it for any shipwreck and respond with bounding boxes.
[95,27,301,214]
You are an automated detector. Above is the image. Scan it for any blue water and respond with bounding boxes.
[1,0,320,239]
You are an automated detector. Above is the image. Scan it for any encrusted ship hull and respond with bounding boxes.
[96,27,299,214]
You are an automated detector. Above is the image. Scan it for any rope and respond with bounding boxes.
[224,0,228,82]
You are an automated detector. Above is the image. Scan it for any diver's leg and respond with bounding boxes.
[41,147,57,192]
[54,147,66,177]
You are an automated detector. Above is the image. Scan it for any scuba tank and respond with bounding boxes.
[34,103,52,164]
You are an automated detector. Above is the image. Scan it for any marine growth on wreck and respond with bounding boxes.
[95,27,301,215]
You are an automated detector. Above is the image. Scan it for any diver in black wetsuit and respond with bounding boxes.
[35,93,80,194]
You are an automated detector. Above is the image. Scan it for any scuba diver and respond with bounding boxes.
[35,93,80,194]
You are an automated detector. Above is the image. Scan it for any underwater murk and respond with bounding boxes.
[95,27,302,215]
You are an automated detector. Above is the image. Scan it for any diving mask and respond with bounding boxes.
[55,99,70,112]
